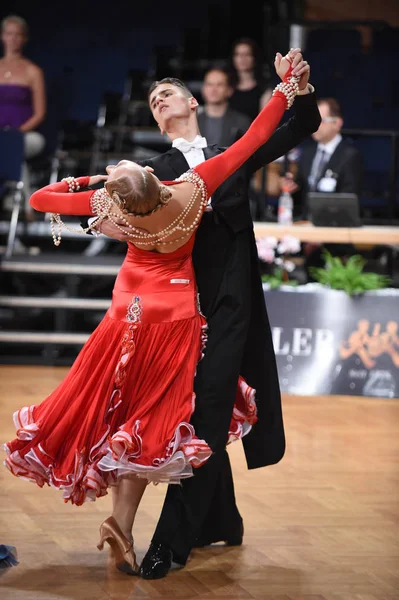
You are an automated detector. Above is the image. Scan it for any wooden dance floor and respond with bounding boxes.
[1,365,398,600]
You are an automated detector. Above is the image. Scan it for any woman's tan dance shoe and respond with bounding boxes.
[97,516,139,575]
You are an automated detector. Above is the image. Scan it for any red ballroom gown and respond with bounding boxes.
[4,90,288,505]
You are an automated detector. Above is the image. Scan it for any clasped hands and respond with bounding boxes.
[275,47,310,93]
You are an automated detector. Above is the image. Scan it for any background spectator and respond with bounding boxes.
[280,97,364,278]
[0,14,46,216]
[281,97,363,219]
[228,37,273,122]
[197,66,251,146]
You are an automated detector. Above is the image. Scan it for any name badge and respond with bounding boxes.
[317,177,337,192]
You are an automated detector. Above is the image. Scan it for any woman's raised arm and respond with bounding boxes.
[30,177,95,215]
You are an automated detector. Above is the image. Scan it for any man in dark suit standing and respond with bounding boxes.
[282,97,363,218]
[89,50,321,578]
[197,66,251,147]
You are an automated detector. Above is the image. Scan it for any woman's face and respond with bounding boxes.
[1,22,26,53]
[233,43,255,72]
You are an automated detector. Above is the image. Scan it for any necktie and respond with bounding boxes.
[309,148,328,191]
[172,135,207,153]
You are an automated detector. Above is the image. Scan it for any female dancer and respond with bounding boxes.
[4,53,299,574]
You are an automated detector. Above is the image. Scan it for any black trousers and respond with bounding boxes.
[152,229,252,563]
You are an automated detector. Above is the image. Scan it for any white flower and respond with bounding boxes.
[256,236,279,263]
[277,235,301,255]
[261,236,278,249]
[257,244,275,263]
[282,259,296,273]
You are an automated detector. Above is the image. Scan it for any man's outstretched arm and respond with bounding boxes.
[249,87,321,175]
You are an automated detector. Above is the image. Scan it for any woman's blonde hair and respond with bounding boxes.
[1,15,29,37]
[105,166,161,215]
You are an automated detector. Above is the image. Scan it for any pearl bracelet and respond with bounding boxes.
[272,75,300,109]
[61,176,80,193]
[49,179,103,247]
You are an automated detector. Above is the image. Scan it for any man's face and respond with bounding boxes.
[201,70,232,106]
[148,83,197,132]
[312,102,343,145]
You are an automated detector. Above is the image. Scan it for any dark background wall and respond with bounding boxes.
[2,1,289,121]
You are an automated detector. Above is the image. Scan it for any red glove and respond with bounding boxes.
[30,176,95,215]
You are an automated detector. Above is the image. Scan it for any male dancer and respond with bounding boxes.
[88,49,320,578]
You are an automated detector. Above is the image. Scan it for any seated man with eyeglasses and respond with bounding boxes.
[280,96,364,278]
[281,97,363,218]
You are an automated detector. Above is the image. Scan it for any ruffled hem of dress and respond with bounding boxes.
[3,417,213,505]
[3,376,258,505]
[227,377,258,444]
[3,313,257,505]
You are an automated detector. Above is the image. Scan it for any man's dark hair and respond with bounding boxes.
[147,77,193,100]
[319,97,342,119]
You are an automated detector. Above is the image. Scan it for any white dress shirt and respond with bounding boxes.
[308,133,342,191]
[172,135,207,169]
[172,135,212,209]
[316,133,342,159]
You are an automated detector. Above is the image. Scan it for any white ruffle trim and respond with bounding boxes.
[3,417,213,504]
[4,371,258,505]
[98,421,212,485]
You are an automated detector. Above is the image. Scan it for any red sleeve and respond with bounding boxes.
[194,93,287,196]
[29,176,95,215]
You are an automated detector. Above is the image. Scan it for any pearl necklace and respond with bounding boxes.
[49,171,208,248]
[91,169,208,246]
[50,213,106,246]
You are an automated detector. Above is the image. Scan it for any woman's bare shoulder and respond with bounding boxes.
[25,59,44,80]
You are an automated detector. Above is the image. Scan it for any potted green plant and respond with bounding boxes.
[309,250,391,296]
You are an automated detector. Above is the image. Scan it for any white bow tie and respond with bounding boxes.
[172,135,207,153]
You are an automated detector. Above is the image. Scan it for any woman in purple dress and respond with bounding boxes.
[0,14,46,215]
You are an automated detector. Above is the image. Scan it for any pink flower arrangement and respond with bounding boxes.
[255,234,301,287]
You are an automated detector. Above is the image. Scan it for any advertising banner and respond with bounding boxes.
[264,285,399,398]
